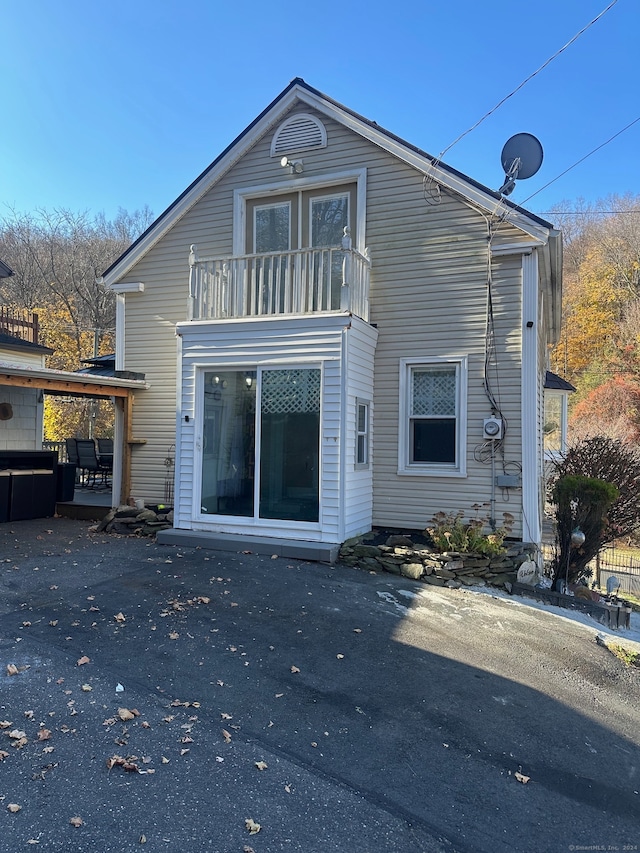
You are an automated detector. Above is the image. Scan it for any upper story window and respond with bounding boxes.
[398,357,467,477]
[271,114,327,158]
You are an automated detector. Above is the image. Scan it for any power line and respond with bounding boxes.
[435,0,619,163]
[521,115,640,205]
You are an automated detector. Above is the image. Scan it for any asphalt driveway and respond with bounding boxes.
[1,518,639,853]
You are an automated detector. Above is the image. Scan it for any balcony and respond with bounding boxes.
[187,242,370,322]
[0,307,40,345]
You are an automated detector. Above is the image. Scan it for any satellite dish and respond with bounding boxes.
[497,133,543,196]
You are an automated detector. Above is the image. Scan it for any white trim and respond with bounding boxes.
[355,398,370,469]
[110,281,145,293]
[233,168,367,255]
[490,242,542,257]
[397,356,468,478]
[175,331,185,527]
[192,360,324,528]
[103,83,552,288]
[115,294,125,372]
[521,251,541,544]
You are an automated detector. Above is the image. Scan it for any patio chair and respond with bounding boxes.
[65,438,79,466]
[75,439,103,488]
[96,438,113,480]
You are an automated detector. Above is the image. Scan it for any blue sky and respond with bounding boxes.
[1,0,637,224]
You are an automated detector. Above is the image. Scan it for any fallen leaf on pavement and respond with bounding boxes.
[114,612,126,623]
[76,656,90,666]
[336,654,344,659]
[255,761,268,770]
[7,803,22,813]
[245,818,261,834]
[81,684,92,692]
[515,771,530,784]
[69,816,84,827]
[0,750,9,760]
[0,720,12,729]
[290,666,300,673]
[37,729,52,741]
[6,664,19,676]
[117,708,138,721]
[222,729,232,743]
[169,632,179,640]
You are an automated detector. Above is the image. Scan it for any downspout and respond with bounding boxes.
[521,250,541,546]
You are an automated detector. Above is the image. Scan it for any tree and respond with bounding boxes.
[0,206,153,365]
[551,474,618,588]
[550,435,640,549]
[0,206,153,440]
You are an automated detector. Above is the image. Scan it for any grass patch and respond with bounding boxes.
[609,644,640,667]
[596,635,640,667]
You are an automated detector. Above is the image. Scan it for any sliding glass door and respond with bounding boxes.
[200,367,320,523]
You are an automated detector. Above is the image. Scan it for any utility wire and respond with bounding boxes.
[521,116,640,205]
[434,0,619,164]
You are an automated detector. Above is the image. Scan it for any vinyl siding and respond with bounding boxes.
[176,313,355,543]
[0,386,42,450]
[115,100,542,539]
[343,318,378,539]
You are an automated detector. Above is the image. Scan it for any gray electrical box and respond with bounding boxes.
[495,474,521,488]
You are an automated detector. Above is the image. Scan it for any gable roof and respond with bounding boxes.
[102,78,559,289]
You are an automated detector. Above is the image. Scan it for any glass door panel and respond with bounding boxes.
[201,371,256,517]
[259,368,321,522]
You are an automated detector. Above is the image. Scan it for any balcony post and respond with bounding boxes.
[341,227,352,312]
[188,245,198,320]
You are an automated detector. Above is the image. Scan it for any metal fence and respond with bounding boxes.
[597,548,640,598]
[541,542,640,597]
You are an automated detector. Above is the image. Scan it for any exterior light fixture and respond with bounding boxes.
[280,156,303,174]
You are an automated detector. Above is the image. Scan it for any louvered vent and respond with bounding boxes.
[270,113,327,157]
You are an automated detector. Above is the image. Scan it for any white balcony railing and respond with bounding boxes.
[188,235,370,322]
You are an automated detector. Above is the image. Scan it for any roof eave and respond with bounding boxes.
[102,78,557,288]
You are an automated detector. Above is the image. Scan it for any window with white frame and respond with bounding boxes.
[355,399,370,467]
[399,358,467,476]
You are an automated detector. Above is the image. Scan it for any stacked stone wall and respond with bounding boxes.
[340,533,534,589]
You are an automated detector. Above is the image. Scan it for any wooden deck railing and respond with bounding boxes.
[0,307,39,344]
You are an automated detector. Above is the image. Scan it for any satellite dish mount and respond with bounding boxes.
[497,133,543,197]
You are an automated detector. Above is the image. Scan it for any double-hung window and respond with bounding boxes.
[355,399,370,467]
[399,358,467,476]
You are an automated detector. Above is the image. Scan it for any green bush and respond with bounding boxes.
[551,474,619,588]
[426,508,514,556]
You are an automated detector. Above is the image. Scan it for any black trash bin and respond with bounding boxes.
[56,462,76,502]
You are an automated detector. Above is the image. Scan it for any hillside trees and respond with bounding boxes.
[0,206,153,439]
[549,194,640,440]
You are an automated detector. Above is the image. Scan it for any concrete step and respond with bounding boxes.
[156,528,339,564]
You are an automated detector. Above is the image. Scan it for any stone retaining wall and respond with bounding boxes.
[97,505,174,537]
[340,532,534,589]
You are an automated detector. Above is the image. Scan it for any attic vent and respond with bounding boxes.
[271,114,327,157]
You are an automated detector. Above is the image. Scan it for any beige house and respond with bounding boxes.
[101,79,562,560]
